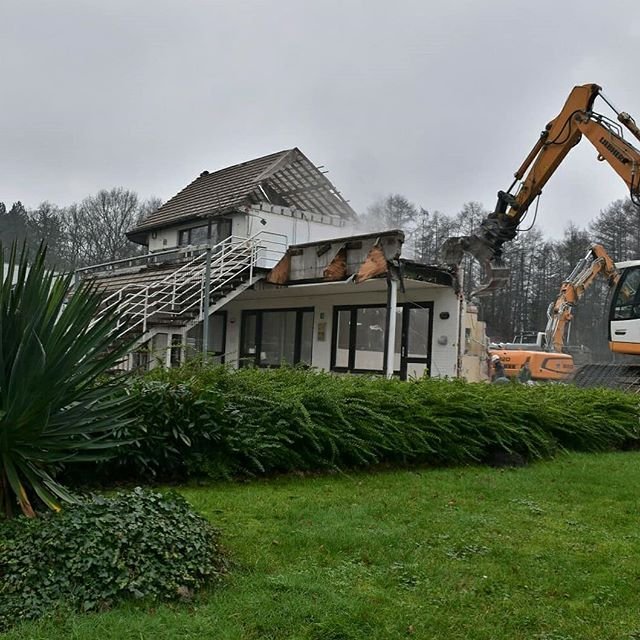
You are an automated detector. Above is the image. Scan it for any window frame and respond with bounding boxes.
[610,266,640,322]
[239,307,315,368]
[177,218,232,247]
[185,311,228,362]
[330,302,434,378]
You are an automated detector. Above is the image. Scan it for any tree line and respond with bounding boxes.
[3,184,635,358]
[0,188,161,270]
[362,194,640,359]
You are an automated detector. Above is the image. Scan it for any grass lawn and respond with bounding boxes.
[5,452,640,640]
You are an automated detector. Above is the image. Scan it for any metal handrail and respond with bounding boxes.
[100,233,251,311]
[93,230,287,338]
[77,230,289,275]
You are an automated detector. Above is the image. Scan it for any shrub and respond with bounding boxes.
[72,365,640,484]
[0,242,136,517]
[0,488,227,630]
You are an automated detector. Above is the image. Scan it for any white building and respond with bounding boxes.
[78,148,470,380]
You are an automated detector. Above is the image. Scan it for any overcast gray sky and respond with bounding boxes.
[1,0,639,239]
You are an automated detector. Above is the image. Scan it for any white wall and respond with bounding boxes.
[242,211,357,245]
[220,280,461,378]
[428,285,462,378]
[145,211,357,253]
[148,227,179,252]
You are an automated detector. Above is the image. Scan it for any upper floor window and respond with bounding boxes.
[178,219,232,247]
[179,225,207,246]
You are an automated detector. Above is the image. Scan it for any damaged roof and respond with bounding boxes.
[127,148,357,244]
[263,229,459,289]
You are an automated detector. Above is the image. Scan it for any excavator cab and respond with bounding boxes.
[570,261,640,391]
[609,262,640,354]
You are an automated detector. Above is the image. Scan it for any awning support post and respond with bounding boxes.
[385,276,398,379]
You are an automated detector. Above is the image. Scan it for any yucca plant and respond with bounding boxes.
[0,243,135,518]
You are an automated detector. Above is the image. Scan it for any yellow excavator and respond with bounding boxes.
[488,243,619,382]
[440,83,640,388]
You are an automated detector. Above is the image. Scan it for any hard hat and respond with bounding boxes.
[491,355,500,363]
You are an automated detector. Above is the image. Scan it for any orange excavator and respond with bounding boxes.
[441,83,640,295]
[440,83,640,388]
[488,243,619,381]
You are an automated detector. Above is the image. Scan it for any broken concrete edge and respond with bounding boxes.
[265,228,459,291]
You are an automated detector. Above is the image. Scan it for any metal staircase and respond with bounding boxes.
[85,231,287,357]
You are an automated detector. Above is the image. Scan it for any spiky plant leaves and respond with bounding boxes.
[0,243,135,518]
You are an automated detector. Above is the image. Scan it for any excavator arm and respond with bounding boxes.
[545,243,619,353]
[441,83,640,295]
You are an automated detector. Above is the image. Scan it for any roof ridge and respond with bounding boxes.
[252,148,299,184]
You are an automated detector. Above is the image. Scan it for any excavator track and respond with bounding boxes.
[571,363,640,394]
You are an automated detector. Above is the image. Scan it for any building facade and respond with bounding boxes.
[79,148,475,380]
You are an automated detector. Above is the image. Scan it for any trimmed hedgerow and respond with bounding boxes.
[0,488,227,630]
[71,365,640,484]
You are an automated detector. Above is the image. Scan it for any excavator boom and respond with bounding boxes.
[442,83,640,296]
[545,243,619,352]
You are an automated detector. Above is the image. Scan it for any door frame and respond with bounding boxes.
[399,302,434,380]
[330,301,434,380]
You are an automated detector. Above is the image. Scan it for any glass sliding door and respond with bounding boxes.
[400,304,432,379]
[331,302,433,380]
[185,312,227,363]
[261,310,297,366]
[240,308,314,367]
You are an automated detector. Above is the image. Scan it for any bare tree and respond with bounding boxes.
[27,202,66,267]
[60,188,162,267]
[360,194,418,233]
[454,201,487,296]
[137,196,163,223]
[413,208,457,263]
[590,199,635,261]
[80,188,141,263]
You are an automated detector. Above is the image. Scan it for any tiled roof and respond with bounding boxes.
[91,261,186,294]
[128,148,356,243]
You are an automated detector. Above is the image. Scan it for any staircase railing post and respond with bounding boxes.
[219,238,225,277]
[143,289,149,333]
[249,238,255,282]
[202,245,212,363]
[116,289,123,328]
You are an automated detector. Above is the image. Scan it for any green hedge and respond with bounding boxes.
[69,366,640,483]
[0,488,227,630]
